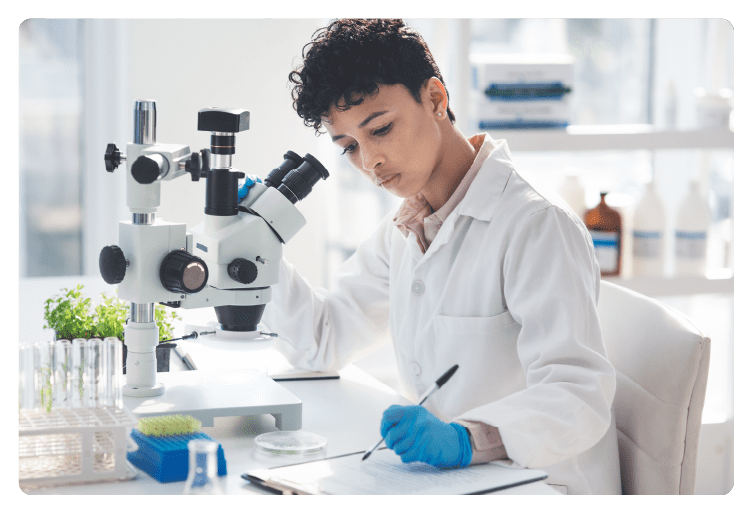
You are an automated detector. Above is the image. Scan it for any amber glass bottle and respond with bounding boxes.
[585,192,622,277]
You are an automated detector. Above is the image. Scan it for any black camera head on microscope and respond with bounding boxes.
[197,108,250,133]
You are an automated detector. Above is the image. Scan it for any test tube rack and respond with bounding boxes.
[19,407,138,489]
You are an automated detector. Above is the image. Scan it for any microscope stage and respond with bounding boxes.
[122,369,302,430]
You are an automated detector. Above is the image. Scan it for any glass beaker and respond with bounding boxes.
[183,440,223,495]
[70,339,87,408]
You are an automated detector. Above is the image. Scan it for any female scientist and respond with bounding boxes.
[261,19,621,495]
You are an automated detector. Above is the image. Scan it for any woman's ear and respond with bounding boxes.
[425,77,449,117]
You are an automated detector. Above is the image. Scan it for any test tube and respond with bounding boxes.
[19,344,35,410]
[71,339,87,408]
[103,337,123,408]
[86,338,104,408]
[53,339,71,409]
[33,340,55,412]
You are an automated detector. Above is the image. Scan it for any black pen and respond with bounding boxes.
[361,364,459,461]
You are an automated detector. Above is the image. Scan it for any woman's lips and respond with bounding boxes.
[377,174,399,189]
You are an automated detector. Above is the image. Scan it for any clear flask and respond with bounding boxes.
[183,440,223,495]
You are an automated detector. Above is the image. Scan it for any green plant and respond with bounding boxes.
[93,293,129,340]
[43,285,97,339]
[43,285,181,342]
[155,304,181,343]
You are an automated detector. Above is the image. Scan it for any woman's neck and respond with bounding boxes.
[421,126,478,212]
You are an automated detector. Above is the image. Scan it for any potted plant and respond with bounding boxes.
[43,285,181,372]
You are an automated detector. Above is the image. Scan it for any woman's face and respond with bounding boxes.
[321,81,445,199]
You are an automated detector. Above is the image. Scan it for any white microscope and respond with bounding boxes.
[100,99,328,418]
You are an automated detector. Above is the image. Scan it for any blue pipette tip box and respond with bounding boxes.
[128,430,227,483]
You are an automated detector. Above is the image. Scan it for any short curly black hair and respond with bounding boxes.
[289,18,455,135]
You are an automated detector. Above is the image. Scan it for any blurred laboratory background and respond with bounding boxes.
[19,19,734,493]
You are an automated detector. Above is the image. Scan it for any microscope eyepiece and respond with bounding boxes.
[276,153,330,204]
[264,151,304,190]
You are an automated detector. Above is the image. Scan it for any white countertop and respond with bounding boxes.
[19,275,557,496]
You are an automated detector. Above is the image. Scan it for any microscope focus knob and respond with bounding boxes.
[99,245,127,284]
[131,155,163,184]
[227,258,258,285]
[160,250,209,294]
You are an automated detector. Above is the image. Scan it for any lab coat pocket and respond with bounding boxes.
[431,311,524,422]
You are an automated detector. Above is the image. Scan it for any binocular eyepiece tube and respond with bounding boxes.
[266,151,330,205]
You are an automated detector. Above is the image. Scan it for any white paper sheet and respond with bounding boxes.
[246,448,547,495]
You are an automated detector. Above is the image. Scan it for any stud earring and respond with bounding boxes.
[437,112,443,117]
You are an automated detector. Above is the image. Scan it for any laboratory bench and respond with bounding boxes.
[18,275,558,495]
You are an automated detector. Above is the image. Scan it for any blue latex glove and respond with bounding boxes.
[238,175,262,201]
[380,404,472,468]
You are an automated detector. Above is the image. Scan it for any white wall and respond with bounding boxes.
[121,19,329,287]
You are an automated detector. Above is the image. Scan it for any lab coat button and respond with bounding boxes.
[411,280,425,295]
[410,362,422,377]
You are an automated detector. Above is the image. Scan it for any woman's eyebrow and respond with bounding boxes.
[330,111,389,142]
[358,111,388,128]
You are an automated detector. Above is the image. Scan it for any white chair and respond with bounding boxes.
[597,280,711,494]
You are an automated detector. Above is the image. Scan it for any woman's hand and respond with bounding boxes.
[238,175,262,201]
[380,404,472,468]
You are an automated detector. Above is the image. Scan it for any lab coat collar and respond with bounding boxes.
[415,138,514,263]
[454,138,515,222]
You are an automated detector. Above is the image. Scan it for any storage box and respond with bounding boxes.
[470,53,574,130]
[128,430,227,483]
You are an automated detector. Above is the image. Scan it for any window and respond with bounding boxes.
[20,20,84,277]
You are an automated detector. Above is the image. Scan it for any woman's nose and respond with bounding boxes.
[360,145,384,171]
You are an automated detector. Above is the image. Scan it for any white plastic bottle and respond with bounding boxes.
[674,180,711,276]
[558,174,586,219]
[632,181,665,277]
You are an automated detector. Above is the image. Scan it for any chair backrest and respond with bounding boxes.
[597,280,711,495]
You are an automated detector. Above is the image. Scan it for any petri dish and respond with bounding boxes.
[254,431,327,457]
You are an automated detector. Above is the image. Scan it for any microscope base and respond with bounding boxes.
[123,382,166,398]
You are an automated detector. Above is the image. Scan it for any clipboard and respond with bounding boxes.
[242,448,547,495]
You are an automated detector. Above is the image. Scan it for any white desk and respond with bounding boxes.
[19,276,557,495]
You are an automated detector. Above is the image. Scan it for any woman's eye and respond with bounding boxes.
[373,122,392,136]
[341,143,357,155]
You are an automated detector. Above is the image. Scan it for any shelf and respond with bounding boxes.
[603,274,733,297]
[487,125,734,152]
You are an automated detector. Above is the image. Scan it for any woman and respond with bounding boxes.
[262,18,621,494]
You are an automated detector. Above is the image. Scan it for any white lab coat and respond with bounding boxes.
[264,139,622,494]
